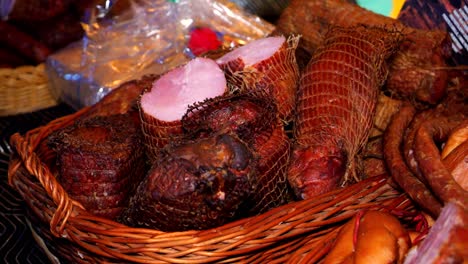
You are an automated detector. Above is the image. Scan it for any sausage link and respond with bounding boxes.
[414,117,468,210]
[383,104,442,217]
[0,21,51,63]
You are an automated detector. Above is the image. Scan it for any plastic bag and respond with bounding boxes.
[46,0,274,109]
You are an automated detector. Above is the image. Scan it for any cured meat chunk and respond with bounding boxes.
[48,114,146,219]
[183,94,292,213]
[276,0,451,105]
[139,57,227,159]
[82,75,154,120]
[141,58,226,122]
[249,122,292,213]
[182,94,278,142]
[217,35,300,121]
[288,26,402,199]
[60,175,131,196]
[122,133,256,231]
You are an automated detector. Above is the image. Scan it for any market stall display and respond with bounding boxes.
[3,0,467,263]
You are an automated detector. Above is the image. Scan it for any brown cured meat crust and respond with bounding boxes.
[46,75,156,219]
[60,175,131,196]
[218,36,300,122]
[275,0,451,105]
[360,137,387,179]
[183,94,292,214]
[288,25,402,199]
[182,93,278,143]
[82,75,155,120]
[122,133,256,231]
[48,114,146,219]
[294,26,402,147]
[249,122,292,213]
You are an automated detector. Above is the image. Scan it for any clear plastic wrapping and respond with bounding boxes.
[46,0,274,109]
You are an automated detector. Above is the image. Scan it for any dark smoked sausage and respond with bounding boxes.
[0,21,51,63]
[383,104,442,217]
[414,117,468,210]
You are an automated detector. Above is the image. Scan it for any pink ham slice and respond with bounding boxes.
[216,35,300,122]
[141,58,227,122]
[139,57,227,159]
[216,36,285,66]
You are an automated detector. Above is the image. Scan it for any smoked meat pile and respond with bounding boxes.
[275,0,452,106]
[21,1,466,262]
[46,4,467,249]
[48,113,146,220]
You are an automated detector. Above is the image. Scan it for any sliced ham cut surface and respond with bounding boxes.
[215,35,299,121]
[216,36,285,66]
[140,57,226,122]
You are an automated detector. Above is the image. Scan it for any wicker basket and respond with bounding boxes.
[0,64,58,116]
[7,106,415,263]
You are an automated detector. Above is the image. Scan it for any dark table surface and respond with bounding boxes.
[0,104,75,264]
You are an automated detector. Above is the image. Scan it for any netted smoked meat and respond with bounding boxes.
[216,35,300,121]
[248,122,291,213]
[182,94,277,143]
[288,26,402,199]
[122,133,256,231]
[48,114,146,220]
[276,0,451,106]
[183,94,292,213]
[139,57,227,159]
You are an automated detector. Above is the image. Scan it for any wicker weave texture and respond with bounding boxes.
[0,64,58,116]
[7,107,413,263]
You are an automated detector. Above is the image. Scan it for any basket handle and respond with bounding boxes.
[8,132,84,237]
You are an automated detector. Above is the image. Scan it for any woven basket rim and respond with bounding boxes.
[0,63,58,116]
[7,106,412,263]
